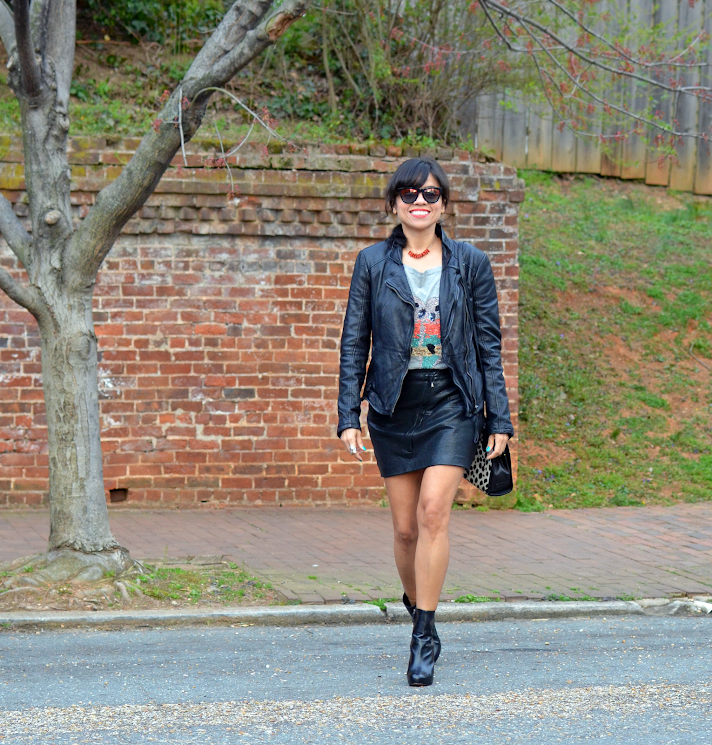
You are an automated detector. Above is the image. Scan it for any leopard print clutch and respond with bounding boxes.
[463,436,513,496]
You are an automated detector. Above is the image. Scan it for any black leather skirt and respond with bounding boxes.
[366,368,480,478]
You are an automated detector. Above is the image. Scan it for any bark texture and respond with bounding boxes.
[40,300,117,553]
[0,0,309,576]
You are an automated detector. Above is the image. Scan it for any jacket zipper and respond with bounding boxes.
[391,363,410,414]
[386,278,416,309]
[386,278,415,415]
[440,279,471,412]
[459,274,480,415]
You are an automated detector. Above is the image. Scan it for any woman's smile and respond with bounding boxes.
[410,208,430,218]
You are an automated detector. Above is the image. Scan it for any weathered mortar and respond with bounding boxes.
[0,138,522,507]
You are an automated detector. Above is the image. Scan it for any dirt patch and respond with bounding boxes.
[555,282,709,429]
[520,279,710,491]
[522,441,576,469]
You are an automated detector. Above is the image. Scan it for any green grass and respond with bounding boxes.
[0,78,158,137]
[364,597,398,611]
[133,565,274,605]
[517,172,712,511]
[454,594,499,603]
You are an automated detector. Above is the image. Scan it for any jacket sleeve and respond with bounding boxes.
[337,250,372,436]
[472,252,515,438]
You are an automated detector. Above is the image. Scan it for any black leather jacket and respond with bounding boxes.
[338,225,514,439]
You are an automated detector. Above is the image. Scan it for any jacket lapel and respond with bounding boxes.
[439,231,461,340]
[385,236,415,307]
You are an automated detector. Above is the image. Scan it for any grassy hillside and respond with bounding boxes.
[516,172,712,510]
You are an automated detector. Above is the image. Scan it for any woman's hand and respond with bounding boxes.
[485,433,510,460]
[340,428,366,462]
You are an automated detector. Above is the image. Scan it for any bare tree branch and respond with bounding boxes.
[516,17,692,142]
[477,0,518,53]
[13,0,41,98]
[479,0,709,97]
[43,0,76,101]
[0,194,32,269]
[66,0,309,290]
[189,0,309,93]
[186,0,274,81]
[475,0,705,148]
[29,0,50,52]
[0,264,42,316]
[0,0,16,56]
[542,0,702,71]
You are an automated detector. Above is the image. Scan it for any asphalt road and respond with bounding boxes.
[1,615,711,744]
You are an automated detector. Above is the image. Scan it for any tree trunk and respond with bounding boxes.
[1,4,132,574]
[5,17,131,574]
[0,0,309,579]
[38,294,125,558]
[40,297,117,553]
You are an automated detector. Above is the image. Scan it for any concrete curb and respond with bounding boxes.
[0,599,658,631]
[384,600,644,623]
[0,604,386,631]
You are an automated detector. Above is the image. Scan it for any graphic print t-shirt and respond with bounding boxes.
[403,264,447,370]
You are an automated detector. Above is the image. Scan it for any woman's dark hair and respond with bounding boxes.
[384,157,450,215]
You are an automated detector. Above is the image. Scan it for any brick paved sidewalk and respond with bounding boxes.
[2,505,711,603]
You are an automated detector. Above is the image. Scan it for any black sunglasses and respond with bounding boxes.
[397,186,442,204]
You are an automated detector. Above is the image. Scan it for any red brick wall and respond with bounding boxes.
[0,138,522,507]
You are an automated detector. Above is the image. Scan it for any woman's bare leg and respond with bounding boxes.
[414,465,464,610]
[384,469,424,606]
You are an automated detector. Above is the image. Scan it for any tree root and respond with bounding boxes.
[33,548,133,584]
[120,580,145,597]
[3,548,135,586]
[0,586,42,596]
[114,581,131,602]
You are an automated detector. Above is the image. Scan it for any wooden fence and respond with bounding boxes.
[462,0,712,194]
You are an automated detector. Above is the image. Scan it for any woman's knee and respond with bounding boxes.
[417,500,450,535]
[393,523,418,545]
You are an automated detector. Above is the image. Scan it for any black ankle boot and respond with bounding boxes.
[403,593,441,662]
[407,608,436,686]
[402,592,416,619]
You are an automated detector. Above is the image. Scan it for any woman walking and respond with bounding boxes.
[337,158,514,686]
